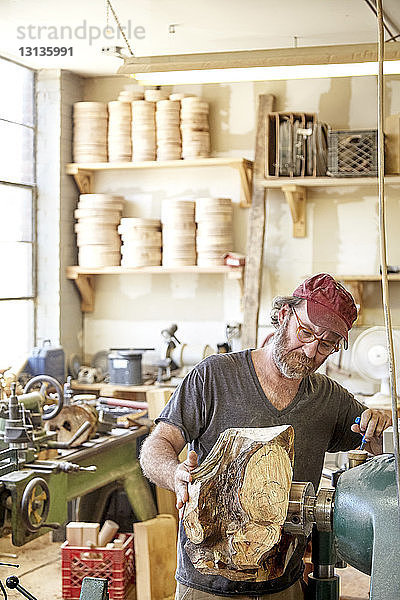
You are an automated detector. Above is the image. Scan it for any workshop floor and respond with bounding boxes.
[0,534,370,600]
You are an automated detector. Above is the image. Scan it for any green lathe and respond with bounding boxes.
[284,452,400,600]
[0,377,156,547]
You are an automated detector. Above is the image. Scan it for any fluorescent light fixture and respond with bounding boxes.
[118,42,400,85]
[131,61,400,85]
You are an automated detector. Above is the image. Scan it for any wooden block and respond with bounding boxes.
[98,520,119,547]
[146,388,174,421]
[66,522,84,546]
[385,114,400,173]
[82,522,100,547]
[134,514,177,600]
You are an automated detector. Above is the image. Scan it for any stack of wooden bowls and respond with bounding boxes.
[75,194,124,267]
[118,89,144,102]
[170,93,194,102]
[108,101,132,162]
[118,218,162,267]
[195,197,233,266]
[156,100,181,161]
[145,89,168,102]
[73,102,108,163]
[180,97,210,159]
[161,200,196,266]
[131,101,156,162]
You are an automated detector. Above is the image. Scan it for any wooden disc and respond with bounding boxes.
[169,93,195,101]
[144,89,168,102]
[119,217,161,230]
[120,230,162,245]
[79,249,121,268]
[162,257,196,267]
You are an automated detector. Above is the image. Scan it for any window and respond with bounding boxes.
[0,57,35,367]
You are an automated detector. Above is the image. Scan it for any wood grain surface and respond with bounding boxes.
[182,425,295,581]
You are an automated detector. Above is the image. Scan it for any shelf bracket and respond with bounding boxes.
[67,270,95,312]
[238,159,253,208]
[65,164,93,194]
[281,185,307,237]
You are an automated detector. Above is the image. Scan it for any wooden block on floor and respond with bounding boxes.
[134,514,177,600]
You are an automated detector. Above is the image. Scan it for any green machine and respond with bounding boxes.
[283,453,400,600]
[0,377,157,546]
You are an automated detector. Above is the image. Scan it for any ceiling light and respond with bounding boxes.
[130,61,400,85]
[118,42,400,85]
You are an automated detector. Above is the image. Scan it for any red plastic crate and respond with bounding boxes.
[61,533,135,600]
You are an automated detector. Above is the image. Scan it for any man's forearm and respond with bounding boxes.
[139,433,180,492]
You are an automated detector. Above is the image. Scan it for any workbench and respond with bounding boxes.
[70,380,175,403]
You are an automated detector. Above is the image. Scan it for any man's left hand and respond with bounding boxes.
[351,408,392,455]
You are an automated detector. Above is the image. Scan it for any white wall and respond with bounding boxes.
[66,74,400,359]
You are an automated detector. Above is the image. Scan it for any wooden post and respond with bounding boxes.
[242,94,275,349]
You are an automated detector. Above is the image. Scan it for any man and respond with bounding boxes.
[140,273,391,599]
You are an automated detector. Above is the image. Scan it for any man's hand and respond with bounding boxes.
[174,450,198,510]
[351,408,392,454]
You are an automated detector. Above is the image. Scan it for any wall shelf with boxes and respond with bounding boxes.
[242,93,400,348]
[66,157,254,208]
[66,265,244,313]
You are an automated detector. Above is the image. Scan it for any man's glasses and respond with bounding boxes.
[292,308,341,356]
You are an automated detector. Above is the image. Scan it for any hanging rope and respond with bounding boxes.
[376,0,400,513]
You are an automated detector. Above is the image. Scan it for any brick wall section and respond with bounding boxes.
[36,69,83,363]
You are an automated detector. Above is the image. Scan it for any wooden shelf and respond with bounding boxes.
[66,265,244,312]
[66,157,253,207]
[336,274,400,281]
[336,274,400,325]
[260,175,400,188]
[259,176,400,238]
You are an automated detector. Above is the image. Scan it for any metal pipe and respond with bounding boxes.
[376,0,400,517]
[314,565,335,579]
[98,398,148,410]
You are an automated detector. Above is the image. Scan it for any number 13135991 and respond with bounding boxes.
[19,47,73,56]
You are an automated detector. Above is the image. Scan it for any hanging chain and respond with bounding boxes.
[105,0,134,56]
[105,0,111,34]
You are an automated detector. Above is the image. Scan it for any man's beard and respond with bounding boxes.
[272,315,315,379]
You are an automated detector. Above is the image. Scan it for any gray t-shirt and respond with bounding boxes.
[156,350,365,596]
